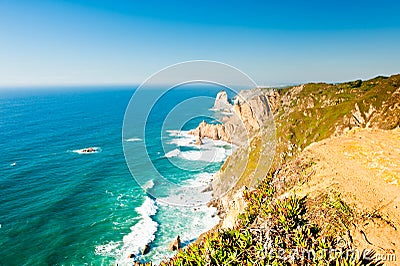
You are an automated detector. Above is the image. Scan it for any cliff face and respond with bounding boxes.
[161,74,400,265]
[189,90,273,146]
[211,74,400,228]
[188,91,276,229]
[269,74,400,168]
[212,90,232,111]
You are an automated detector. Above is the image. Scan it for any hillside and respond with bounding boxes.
[206,75,400,229]
[157,74,400,265]
[271,74,400,167]
[161,128,399,265]
[273,128,400,265]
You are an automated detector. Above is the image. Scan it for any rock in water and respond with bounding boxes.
[195,137,203,145]
[142,244,150,255]
[190,91,272,145]
[168,235,181,251]
[213,90,232,111]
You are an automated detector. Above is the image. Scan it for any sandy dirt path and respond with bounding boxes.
[294,128,400,264]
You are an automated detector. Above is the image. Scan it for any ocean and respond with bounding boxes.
[0,85,235,265]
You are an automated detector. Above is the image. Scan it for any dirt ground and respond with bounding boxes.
[290,127,400,264]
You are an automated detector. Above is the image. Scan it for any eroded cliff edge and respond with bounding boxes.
[190,75,400,228]
[160,74,400,265]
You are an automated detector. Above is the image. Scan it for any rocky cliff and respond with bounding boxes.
[211,75,400,228]
[269,74,400,168]
[160,74,400,266]
[189,90,274,146]
[189,90,276,212]
[212,90,233,111]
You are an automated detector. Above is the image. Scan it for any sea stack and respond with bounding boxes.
[213,90,233,112]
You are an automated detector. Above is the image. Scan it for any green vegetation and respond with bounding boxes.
[231,136,263,192]
[306,192,355,238]
[213,130,275,198]
[274,74,400,167]
[161,177,382,265]
[158,75,400,266]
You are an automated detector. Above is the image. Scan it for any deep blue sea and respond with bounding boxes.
[0,86,235,265]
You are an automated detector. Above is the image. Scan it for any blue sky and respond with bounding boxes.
[0,0,399,87]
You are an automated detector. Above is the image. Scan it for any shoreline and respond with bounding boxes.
[158,74,400,265]
[130,89,275,265]
[118,129,234,265]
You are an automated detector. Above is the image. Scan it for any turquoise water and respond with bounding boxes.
[0,86,232,265]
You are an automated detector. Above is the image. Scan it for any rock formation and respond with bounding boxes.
[207,74,400,228]
[190,121,231,142]
[194,137,203,145]
[212,90,233,111]
[142,244,150,255]
[168,235,181,251]
[189,90,273,145]
[158,74,400,266]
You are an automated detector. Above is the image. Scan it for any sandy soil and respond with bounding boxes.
[291,128,400,264]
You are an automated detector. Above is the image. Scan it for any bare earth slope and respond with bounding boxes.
[285,128,400,263]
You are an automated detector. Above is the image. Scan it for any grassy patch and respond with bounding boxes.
[306,192,355,237]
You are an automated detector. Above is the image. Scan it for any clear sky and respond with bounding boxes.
[1,0,400,87]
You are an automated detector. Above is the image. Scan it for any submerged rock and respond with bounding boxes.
[142,244,150,255]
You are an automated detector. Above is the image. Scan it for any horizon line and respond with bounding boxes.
[0,72,398,90]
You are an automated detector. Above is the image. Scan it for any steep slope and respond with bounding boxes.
[158,74,400,266]
[274,128,400,265]
[210,74,400,229]
[269,74,400,168]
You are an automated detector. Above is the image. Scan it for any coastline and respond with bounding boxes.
[158,74,400,265]
[116,129,235,264]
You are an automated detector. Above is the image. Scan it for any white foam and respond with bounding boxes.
[156,172,216,207]
[165,148,180,158]
[136,196,158,217]
[116,197,158,264]
[184,172,214,187]
[125,138,142,142]
[95,241,121,257]
[167,131,197,147]
[179,146,227,163]
[144,203,220,264]
[168,137,197,147]
[105,190,114,196]
[95,197,159,265]
[166,130,184,137]
[166,130,202,147]
[166,129,236,163]
[142,179,155,191]
[157,186,212,207]
[96,127,235,263]
[72,147,101,154]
